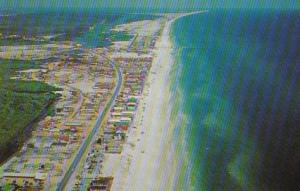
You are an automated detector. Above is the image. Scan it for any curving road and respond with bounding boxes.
[56,57,122,191]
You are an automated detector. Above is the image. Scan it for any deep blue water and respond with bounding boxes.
[171,10,300,191]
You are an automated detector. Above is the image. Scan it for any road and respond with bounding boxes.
[56,56,123,191]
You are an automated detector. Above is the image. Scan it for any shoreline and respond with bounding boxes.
[107,12,204,191]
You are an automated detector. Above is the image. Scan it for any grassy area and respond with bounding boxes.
[0,59,61,163]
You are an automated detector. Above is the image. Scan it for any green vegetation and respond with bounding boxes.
[0,59,60,162]
[0,183,14,191]
[0,59,40,76]
[6,80,60,93]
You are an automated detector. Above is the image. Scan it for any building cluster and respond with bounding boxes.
[70,20,163,191]
[102,56,153,153]
[1,49,116,190]
[72,53,154,190]
[1,18,164,191]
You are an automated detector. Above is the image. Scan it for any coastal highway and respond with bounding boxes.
[56,56,123,191]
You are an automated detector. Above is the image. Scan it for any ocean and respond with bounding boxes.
[170,10,300,191]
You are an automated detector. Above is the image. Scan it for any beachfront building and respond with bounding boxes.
[88,177,113,191]
[1,172,47,190]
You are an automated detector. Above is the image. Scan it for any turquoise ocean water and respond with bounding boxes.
[169,10,300,191]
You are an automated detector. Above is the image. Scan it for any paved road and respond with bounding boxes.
[56,57,123,191]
